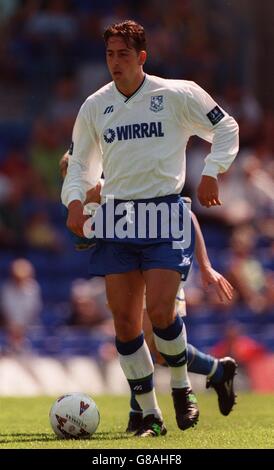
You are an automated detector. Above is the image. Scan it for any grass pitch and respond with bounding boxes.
[0,393,274,449]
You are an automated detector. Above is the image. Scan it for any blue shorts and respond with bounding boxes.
[88,194,194,279]
[88,230,195,281]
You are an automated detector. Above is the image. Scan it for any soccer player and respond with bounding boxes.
[61,20,239,437]
[60,155,238,432]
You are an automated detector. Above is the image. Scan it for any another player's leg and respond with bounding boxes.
[105,270,167,437]
[126,344,237,432]
[205,356,237,415]
[144,269,199,431]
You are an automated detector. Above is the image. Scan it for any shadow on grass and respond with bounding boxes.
[0,432,130,444]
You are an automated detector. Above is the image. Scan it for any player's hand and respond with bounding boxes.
[84,182,102,205]
[197,175,221,208]
[59,152,69,179]
[67,200,89,237]
[200,266,234,303]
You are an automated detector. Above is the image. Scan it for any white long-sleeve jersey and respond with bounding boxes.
[61,74,239,206]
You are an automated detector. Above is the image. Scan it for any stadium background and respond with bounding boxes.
[0,0,274,396]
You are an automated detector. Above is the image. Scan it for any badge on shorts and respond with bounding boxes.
[150,95,164,112]
[207,106,225,125]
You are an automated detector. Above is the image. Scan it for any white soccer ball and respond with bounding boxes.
[49,392,100,439]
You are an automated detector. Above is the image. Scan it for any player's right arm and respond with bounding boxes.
[61,101,103,237]
[60,151,102,206]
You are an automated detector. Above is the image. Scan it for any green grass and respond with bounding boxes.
[0,393,274,449]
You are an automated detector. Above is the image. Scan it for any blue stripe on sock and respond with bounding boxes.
[160,349,187,367]
[115,333,144,355]
[153,314,183,340]
[128,373,154,394]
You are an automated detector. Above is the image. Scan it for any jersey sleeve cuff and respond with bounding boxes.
[65,191,85,207]
[202,161,219,179]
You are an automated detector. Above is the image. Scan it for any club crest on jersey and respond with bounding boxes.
[80,401,90,415]
[150,95,164,113]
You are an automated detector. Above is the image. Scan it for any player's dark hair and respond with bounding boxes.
[103,20,147,53]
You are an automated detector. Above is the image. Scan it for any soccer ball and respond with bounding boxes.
[49,392,100,439]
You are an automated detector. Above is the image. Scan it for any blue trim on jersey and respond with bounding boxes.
[116,74,147,103]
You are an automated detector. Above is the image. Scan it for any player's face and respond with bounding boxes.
[106,37,146,91]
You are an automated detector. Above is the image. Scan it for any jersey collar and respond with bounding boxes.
[114,74,148,104]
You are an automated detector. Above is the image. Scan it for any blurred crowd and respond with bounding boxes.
[0,1,274,387]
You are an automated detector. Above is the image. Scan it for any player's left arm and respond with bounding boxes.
[184,82,239,208]
[191,210,233,303]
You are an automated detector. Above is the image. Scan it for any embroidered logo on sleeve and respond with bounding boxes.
[206,106,225,125]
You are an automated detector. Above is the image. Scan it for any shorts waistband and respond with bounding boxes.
[109,194,181,205]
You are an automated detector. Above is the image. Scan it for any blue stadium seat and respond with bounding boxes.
[0,122,31,157]
[0,251,17,278]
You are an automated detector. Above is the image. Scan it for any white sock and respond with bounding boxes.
[135,390,162,420]
[154,322,191,389]
[118,339,162,418]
